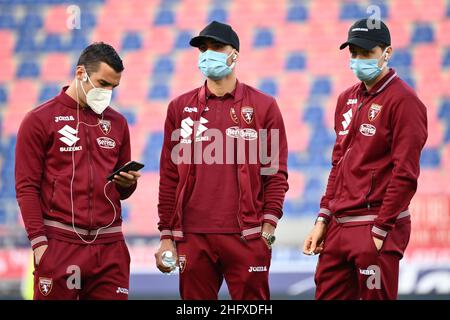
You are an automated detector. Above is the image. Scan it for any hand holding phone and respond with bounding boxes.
[107,161,145,181]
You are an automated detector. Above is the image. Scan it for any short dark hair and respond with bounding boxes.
[77,42,124,74]
[378,43,389,51]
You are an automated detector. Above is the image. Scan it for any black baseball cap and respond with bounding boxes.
[190,20,240,52]
[340,18,391,50]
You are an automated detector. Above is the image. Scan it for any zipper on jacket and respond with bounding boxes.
[234,102,245,242]
[365,171,375,210]
[85,123,94,231]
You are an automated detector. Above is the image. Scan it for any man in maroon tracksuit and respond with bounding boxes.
[303,19,428,300]
[15,43,140,299]
[154,21,289,300]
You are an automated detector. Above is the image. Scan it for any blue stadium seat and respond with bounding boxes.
[303,177,324,201]
[153,57,174,76]
[154,8,175,25]
[339,2,365,20]
[18,13,43,31]
[40,33,65,52]
[0,86,7,104]
[287,152,303,170]
[298,201,319,216]
[253,28,274,48]
[340,2,388,21]
[420,148,441,168]
[148,83,170,100]
[438,99,450,121]
[122,32,142,51]
[1,137,16,197]
[286,4,308,22]
[14,32,38,53]
[160,0,180,5]
[286,52,306,71]
[443,48,450,68]
[310,77,332,96]
[0,207,6,224]
[142,131,164,171]
[39,84,60,103]
[208,7,228,23]
[121,204,130,222]
[389,49,412,69]
[411,23,434,44]
[445,126,450,143]
[308,126,334,149]
[302,105,324,125]
[80,11,96,29]
[175,31,193,50]
[120,109,136,125]
[68,30,88,51]
[0,12,16,29]
[258,78,278,96]
[16,60,40,78]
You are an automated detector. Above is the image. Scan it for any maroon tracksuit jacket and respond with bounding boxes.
[15,87,136,250]
[318,68,428,240]
[158,81,289,241]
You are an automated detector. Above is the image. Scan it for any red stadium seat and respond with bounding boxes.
[309,0,339,23]
[176,0,208,30]
[230,0,286,28]
[91,26,122,50]
[417,168,445,195]
[43,5,69,34]
[387,21,411,48]
[425,116,444,148]
[436,20,450,46]
[389,0,420,22]
[142,27,175,55]
[41,53,72,82]
[0,55,15,82]
[413,45,441,74]
[275,24,308,51]
[0,31,14,59]
[285,170,305,200]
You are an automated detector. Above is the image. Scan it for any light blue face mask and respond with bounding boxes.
[350,47,389,82]
[198,50,236,80]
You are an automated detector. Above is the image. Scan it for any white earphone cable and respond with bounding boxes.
[70,78,117,244]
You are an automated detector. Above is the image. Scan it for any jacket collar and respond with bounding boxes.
[198,79,244,107]
[56,86,79,109]
[358,68,398,96]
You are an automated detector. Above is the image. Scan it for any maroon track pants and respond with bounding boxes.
[314,218,411,300]
[176,233,272,300]
[33,238,130,300]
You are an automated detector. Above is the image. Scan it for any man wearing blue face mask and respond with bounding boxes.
[303,19,428,299]
[155,21,289,300]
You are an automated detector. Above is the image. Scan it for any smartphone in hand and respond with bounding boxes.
[107,161,145,181]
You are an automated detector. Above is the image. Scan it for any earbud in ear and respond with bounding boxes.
[233,54,237,60]
[82,73,88,82]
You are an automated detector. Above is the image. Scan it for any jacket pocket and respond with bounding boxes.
[368,225,382,256]
[34,244,51,270]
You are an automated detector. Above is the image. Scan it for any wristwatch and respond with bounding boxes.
[261,232,276,245]
[315,217,329,225]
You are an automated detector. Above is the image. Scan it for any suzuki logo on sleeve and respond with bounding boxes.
[58,125,80,146]
[339,109,353,135]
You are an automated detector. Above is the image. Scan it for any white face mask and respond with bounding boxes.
[80,71,112,114]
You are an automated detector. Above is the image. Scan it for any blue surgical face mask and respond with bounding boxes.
[350,47,390,82]
[198,50,236,80]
